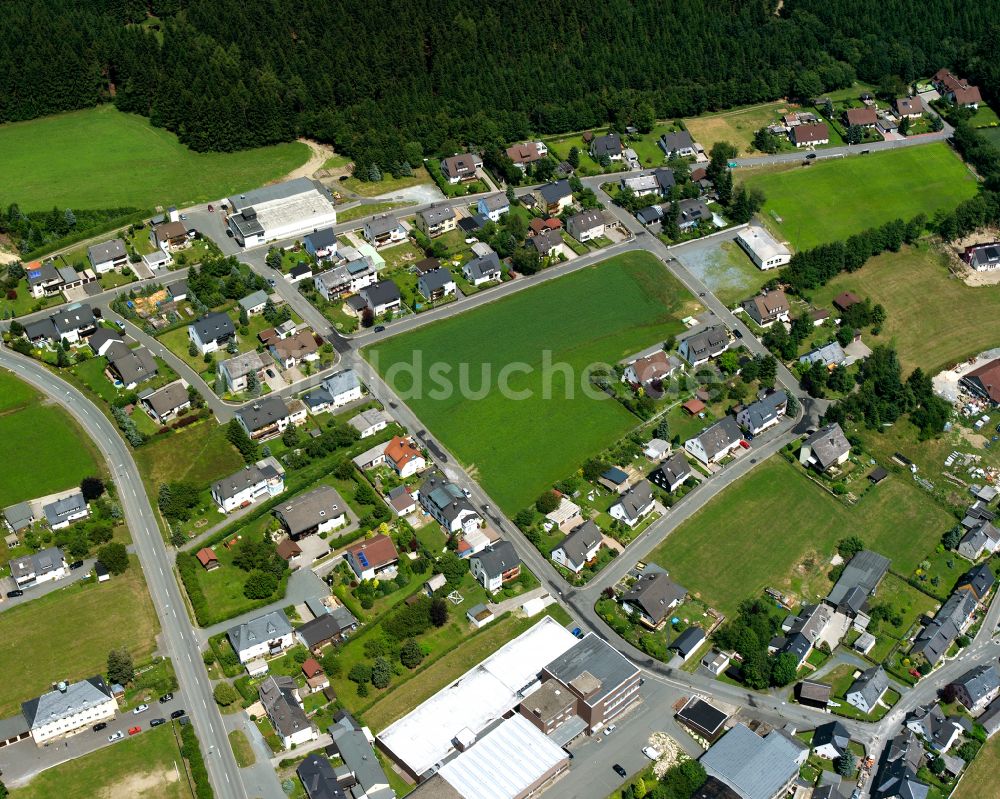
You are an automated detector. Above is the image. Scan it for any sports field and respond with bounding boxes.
[0,105,309,212]
[0,369,102,506]
[811,243,1000,373]
[10,723,191,799]
[648,457,953,617]
[0,559,159,717]
[365,252,700,513]
[739,142,978,249]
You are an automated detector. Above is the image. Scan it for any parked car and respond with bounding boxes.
[739,440,751,449]
[571,627,583,639]
[267,278,276,286]
[149,718,166,727]
[92,722,107,732]
[613,764,627,778]
[604,724,616,736]
[179,214,187,221]
[265,369,276,378]
[6,590,23,598]
[642,746,661,760]
[115,320,126,331]
[733,329,743,338]
[226,228,234,238]
[132,704,149,715]
[805,152,817,160]
[108,731,124,742]
[170,709,186,720]
[69,560,84,570]
[128,726,141,736]
[374,325,385,332]
[158,693,174,704]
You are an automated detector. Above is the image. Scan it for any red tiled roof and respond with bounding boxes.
[385,435,422,469]
[349,534,399,570]
[196,548,217,567]
[302,658,323,678]
[682,398,706,415]
[845,107,877,126]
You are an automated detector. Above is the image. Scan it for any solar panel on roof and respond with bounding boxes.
[358,552,369,567]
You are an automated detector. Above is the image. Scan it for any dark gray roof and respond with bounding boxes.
[361,279,401,308]
[911,589,978,664]
[419,206,454,227]
[213,462,281,501]
[677,698,729,736]
[660,129,695,154]
[329,717,394,799]
[167,279,188,297]
[653,452,692,487]
[26,262,60,287]
[530,228,564,255]
[297,754,347,799]
[142,381,189,418]
[418,267,454,295]
[42,491,88,526]
[305,227,338,251]
[463,252,502,281]
[701,724,802,799]
[364,214,401,237]
[538,180,571,204]
[622,571,687,625]
[88,327,122,352]
[961,562,995,599]
[24,317,58,342]
[568,208,604,233]
[480,193,509,212]
[297,608,359,649]
[190,312,235,343]
[275,486,346,538]
[52,304,95,334]
[228,610,292,655]
[637,205,663,225]
[677,198,711,224]
[680,325,729,361]
[471,540,519,580]
[848,666,889,708]
[826,550,890,613]
[543,633,639,707]
[953,664,1000,705]
[259,675,312,739]
[803,423,851,470]
[670,626,705,657]
[591,133,623,157]
[655,168,676,190]
[614,480,654,521]
[813,720,850,755]
[87,238,126,265]
[554,520,602,567]
[106,342,157,386]
[872,730,929,799]
[22,676,112,730]
[693,417,743,460]
[10,545,66,581]
[741,391,787,431]
[236,395,291,432]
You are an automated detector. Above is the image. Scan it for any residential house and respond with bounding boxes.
[636,205,663,226]
[462,251,502,285]
[10,546,69,587]
[384,435,426,478]
[21,676,117,745]
[40,488,89,530]
[659,130,696,158]
[103,342,157,389]
[535,180,573,215]
[825,549,890,616]
[51,305,97,345]
[952,664,1000,714]
[773,602,834,668]
[348,408,391,438]
[469,540,521,593]
[870,730,929,799]
[346,534,399,580]
[957,562,995,602]
[359,279,402,316]
[228,610,295,664]
[846,666,889,714]
[551,520,602,574]
[701,724,802,799]
[790,123,830,148]
[620,569,687,628]
[567,209,605,243]
[505,141,548,171]
[590,133,623,162]
[894,97,923,119]
[259,675,316,750]
[296,607,359,652]
[296,754,346,799]
[609,480,655,528]
[812,721,851,760]
[274,486,347,541]
[799,342,848,369]
[87,239,128,273]
[742,289,789,326]
[87,328,123,357]
[388,485,419,516]
[440,153,482,183]
[800,423,851,472]
[3,502,34,534]
[477,193,510,222]
[933,69,982,108]
[650,452,693,492]
[325,369,363,408]
[598,466,630,494]
[363,215,406,248]
[417,268,456,301]
[905,704,961,753]
[211,460,285,512]
[218,350,273,393]
[958,520,1000,561]
[313,260,379,301]
[22,317,58,346]
[139,380,190,423]
[530,228,566,259]
[911,588,979,665]
[736,390,788,435]
[150,221,190,251]
[303,228,338,261]
[964,243,1000,272]
[236,396,304,440]
[26,262,64,298]
[676,198,712,230]
[419,473,481,534]
[415,206,456,238]
[300,659,329,694]
[961,359,1000,405]
[188,312,236,355]
[269,329,320,369]
[845,107,878,128]
[622,350,680,388]
[684,417,744,465]
[644,438,670,460]
[621,169,675,198]
[678,325,730,366]
[328,714,396,799]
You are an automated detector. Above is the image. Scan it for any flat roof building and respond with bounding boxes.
[736,226,791,271]
[227,178,337,248]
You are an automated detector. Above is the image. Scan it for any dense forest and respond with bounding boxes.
[2,0,1000,170]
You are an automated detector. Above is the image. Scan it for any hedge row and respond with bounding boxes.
[179,721,214,799]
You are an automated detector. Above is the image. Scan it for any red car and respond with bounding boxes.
[128,726,142,736]
[739,440,751,449]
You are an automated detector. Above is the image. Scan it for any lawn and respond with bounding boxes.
[341,167,432,198]
[978,127,1000,149]
[365,251,700,513]
[648,456,954,617]
[739,142,978,249]
[809,242,1000,374]
[228,729,256,767]
[684,101,797,155]
[954,733,1000,799]
[10,722,191,799]
[338,200,416,224]
[134,419,243,493]
[0,560,159,717]
[0,105,309,212]
[0,371,103,506]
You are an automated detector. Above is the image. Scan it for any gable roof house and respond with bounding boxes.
[440,153,482,183]
[236,395,304,440]
[104,342,158,390]
[609,480,655,528]
[621,570,687,628]
[790,122,830,148]
[87,238,128,273]
[469,541,521,593]
[742,290,789,327]
[952,664,1000,714]
[51,304,97,344]
[684,417,744,465]
[961,359,1000,405]
[622,350,680,388]
[296,754,347,799]
[701,724,802,799]
[348,408,391,438]
[269,329,320,369]
[530,228,566,259]
[238,289,269,316]
[188,312,236,355]
[659,130,696,158]
[462,251,503,285]
[845,107,878,128]
[534,180,573,215]
[621,168,676,198]
[676,198,713,230]
[211,459,285,512]
[505,141,548,171]
[359,279,402,316]
[567,209,605,243]
[812,720,851,760]
[42,492,90,534]
[957,562,995,601]
[650,452,693,492]
[825,549,890,618]
[590,133,623,161]
[296,606,359,652]
[415,205,457,238]
[274,486,347,541]
[10,546,69,586]
[87,327,123,357]
[387,484,419,516]
[384,435,426,478]
[150,220,190,250]
[346,534,399,581]
[417,268,456,301]
[419,473,481,535]
[228,610,295,663]
[363,215,406,248]
[218,349,273,394]
[905,704,962,753]
[846,666,890,714]
[303,227,338,260]
[871,729,929,799]
[678,325,730,366]
[933,69,982,108]
[894,97,923,118]
[911,588,979,665]
[259,675,316,750]
[736,390,788,435]
[21,676,117,745]
[477,192,510,222]
[26,261,65,298]
[140,380,192,424]
[636,204,664,226]
[551,520,602,574]
[329,714,396,799]
[958,520,1000,561]
[800,423,851,472]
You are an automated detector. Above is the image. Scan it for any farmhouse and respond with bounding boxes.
[678,325,730,366]
[701,724,803,799]
[346,534,399,580]
[790,123,830,148]
[742,289,789,325]
[650,452,693,492]
[933,69,982,108]
[226,178,337,247]
[440,153,482,182]
[567,209,605,242]
[274,486,347,540]
[736,390,788,435]
[736,227,791,271]
[228,610,295,664]
[477,193,510,222]
[21,676,117,745]
[846,666,889,714]
[469,540,521,593]
[961,359,1000,405]
[620,568,687,628]
[42,492,89,531]
[609,480,655,528]
[188,312,236,355]
[363,215,407,248]
[211,459,285,513]
[140,380,190,423]
[259,675,316,750]
[685,417,743,465]
[87,238,128,273]
[415,205,457,237]
[462,251,502,285]
[800,423,851,472]
[551,520,602,574]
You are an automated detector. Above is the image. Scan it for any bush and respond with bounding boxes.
[177,552,211,626]
[180,722,213,799]
[213,681,238,706]
[371,657,392,689]
[243,569,278,599]
[400,639,424,669]
[97,542,129,575]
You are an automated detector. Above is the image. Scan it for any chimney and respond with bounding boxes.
[57,681,68,693]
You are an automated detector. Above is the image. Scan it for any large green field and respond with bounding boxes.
[0,560,159,717]
[648,457,954,617]
[365,252,700,513]
[810,242,1000,374]
[11,722,191,799]
[0,369,102,506]
[739,142,978,250]
[0,105,309,212]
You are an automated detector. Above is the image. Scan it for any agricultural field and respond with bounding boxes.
[809,243,1000,374]
[0,370,102,507]
[0,105,309,212]
[648,456,954,617]
[739,142,978,249]
[365,251,700,513]
[0,559,159,717]
[10,723,192,799]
